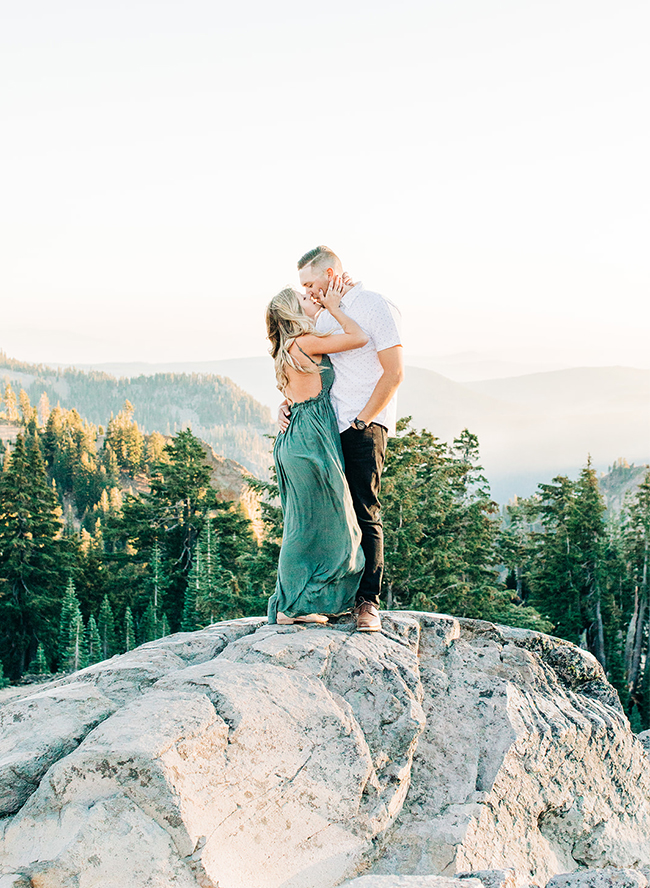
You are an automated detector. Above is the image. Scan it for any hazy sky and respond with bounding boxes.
[2,0,649,368]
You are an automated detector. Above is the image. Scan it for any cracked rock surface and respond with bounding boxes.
[1,612,649,888]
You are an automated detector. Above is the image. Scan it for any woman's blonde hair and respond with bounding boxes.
[266,287,325,393]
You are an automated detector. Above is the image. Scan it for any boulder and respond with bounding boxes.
[367,617,650,886]
[0,876,31,888]
[636,730,650,757]
[546,869,649,888]
[1,612,649,888]
[0,683,116,816]
[339,878,484,888]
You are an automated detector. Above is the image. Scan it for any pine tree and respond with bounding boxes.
[58,578,81,663]
[87,615,103,665]
[0,432,66,678]
[27,642,51,676]
[571,460,607,666]
[639,650,650,730]
[118,428,218,628]
[182,547,201,631]
[160,613,170,638]
[236,475,281,609]
[521,459,614,668]
[498,495,540,606]
[0,660,8,689]
[138,540,169,640]
[599,520,631,708]
[37,392,51,426]
[104,401,144,475]
[63,610,88,672]
[3,383,18,422]
[527,475,583,644]
[124,606,136,652]
[629,705,643,734]
[19,390,36,425]
[622,471,650,709]
[145,431,167,468]
[192,520,217,624]
[378,420,548,629]
[199,511,261,621]
[102,443,120,486]
[97,595,117,659]
[139,600,158,643]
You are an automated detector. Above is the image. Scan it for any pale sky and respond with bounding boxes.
[2,0,649,368]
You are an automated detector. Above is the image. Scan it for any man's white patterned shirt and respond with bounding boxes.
[314,282,402,435]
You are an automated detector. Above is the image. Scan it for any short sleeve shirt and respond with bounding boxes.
[314,282,402,435]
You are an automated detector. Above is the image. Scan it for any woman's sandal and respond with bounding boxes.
[294,613,329,624]
[276,612,328,625]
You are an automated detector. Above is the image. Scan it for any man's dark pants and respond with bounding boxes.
[340,423,388,608]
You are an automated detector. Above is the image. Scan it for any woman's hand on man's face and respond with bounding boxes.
[317,276,346,312]
[341,272,357,294]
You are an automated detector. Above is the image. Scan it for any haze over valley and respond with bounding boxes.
[6,351,647,504]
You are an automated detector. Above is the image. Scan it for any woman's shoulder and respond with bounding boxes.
[290,336,323,363]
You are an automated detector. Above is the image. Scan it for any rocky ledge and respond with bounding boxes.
[1,612,649,888]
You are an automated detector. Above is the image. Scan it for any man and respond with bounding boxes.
[281,245,403,632]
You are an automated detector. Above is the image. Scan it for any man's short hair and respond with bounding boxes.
[297,245,341,272]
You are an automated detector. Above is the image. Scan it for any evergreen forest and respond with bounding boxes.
[0,352,274,478]
[1,380,649,731]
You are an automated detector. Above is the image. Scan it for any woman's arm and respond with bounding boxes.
[297,277,368,356]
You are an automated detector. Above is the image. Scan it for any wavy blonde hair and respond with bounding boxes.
[266,287,325,393]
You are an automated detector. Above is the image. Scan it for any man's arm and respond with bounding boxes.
[355,345,404,425]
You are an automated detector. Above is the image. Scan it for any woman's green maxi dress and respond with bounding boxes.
[267,355,365,623]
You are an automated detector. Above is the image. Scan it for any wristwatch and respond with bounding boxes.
[353,418,368,431]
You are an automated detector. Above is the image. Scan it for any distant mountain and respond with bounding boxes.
[79,354,576,406]
[0,354,275,479]
[81,359,650,503]
[464,366,650,416]
[407,350,650,382]
[5,353,647,503]
[406,353,570,382]
[78,357,281,416]
[399,365,650,503]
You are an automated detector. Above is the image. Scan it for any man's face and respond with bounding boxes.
[299,263,331,301]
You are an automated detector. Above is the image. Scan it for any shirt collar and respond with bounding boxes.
[340,281,363,311]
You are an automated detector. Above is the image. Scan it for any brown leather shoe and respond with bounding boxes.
[354,602,381,632]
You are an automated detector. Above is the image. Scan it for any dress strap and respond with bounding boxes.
[294,341,319,365]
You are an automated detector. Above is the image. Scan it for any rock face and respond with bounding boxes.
[1,612,649,888]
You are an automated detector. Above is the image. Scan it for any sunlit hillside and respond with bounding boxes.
[0,354,274,479]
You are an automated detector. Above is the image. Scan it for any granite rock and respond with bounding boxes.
[366,617,650,887]
[546,869,649,888]
[1,613,649,888]
[339,878,484,888]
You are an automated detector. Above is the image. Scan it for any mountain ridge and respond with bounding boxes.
[0,353,274,479]
[3,352,648,502]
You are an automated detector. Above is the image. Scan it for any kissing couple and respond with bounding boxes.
[265,246,403,633]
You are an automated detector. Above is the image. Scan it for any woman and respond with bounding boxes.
[266,278,368,625]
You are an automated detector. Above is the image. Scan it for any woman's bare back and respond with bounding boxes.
[283,340,323,405]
